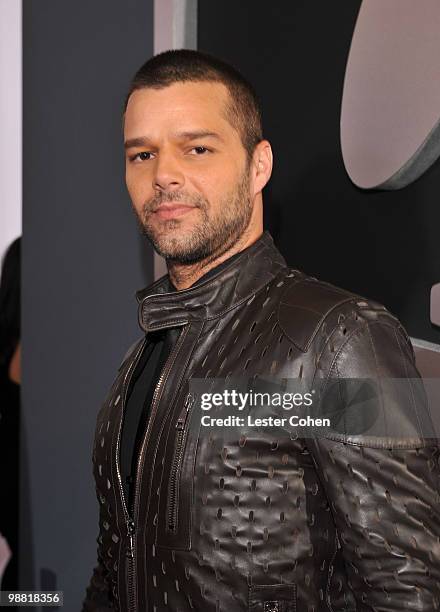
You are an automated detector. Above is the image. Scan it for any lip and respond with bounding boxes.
[154,204,196,219]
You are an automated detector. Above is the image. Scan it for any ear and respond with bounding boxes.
[251,140,273,196]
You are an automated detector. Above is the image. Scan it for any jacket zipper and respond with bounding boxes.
[167,392,195,533]
[125,518,136,611]
[116,322,189,612]
[114,338,147,610]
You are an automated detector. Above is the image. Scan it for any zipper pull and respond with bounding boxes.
[176,393,195,430]
[126,518,135,558]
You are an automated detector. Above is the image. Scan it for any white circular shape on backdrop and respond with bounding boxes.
[341,0,440,190]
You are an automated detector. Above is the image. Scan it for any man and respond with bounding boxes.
[83,50,440,611]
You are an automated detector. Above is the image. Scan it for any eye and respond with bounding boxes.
[130,151,154,162]
[190,146,210,155]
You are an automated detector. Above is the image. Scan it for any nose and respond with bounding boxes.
[152,151,185,192]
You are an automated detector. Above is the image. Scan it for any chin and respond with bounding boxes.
[152,232,193,259]
[159,236,211,264]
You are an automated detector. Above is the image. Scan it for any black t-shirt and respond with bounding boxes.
[120,249,245,508]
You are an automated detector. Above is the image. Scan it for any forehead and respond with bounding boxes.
[124,81,235,139]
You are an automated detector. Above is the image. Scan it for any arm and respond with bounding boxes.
[81,533,114,612]
[82,338,143,611]
[309,308,440,611]
[8,341,20,384]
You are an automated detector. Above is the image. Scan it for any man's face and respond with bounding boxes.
[124,81,254,264]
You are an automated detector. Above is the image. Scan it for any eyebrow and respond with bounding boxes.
[124,130,224,149]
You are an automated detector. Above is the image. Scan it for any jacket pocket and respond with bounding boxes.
[248,584,297,612]
[166,392,195,535]
[156,391,199,550]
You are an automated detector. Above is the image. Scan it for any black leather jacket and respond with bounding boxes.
[83,230,440,611]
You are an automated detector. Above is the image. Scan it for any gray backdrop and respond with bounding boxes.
[21,1,153,609]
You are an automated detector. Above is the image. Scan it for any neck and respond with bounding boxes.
[167,226,263,290]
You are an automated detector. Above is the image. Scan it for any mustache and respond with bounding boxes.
[143,191,206,214]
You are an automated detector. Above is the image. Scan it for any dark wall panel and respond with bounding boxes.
[198,0,440,344]
[22,1,153,608]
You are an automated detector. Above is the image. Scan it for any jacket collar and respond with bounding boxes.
[136,230,287,332]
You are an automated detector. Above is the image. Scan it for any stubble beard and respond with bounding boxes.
[135,167,253,265]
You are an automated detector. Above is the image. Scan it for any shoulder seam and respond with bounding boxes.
[277,277,357,353]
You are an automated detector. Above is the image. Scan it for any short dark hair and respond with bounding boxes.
[124,49,263,161]
[0,237,20,368]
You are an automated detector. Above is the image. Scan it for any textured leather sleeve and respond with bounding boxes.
[81,540,114,612]
[308,312,440,611]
